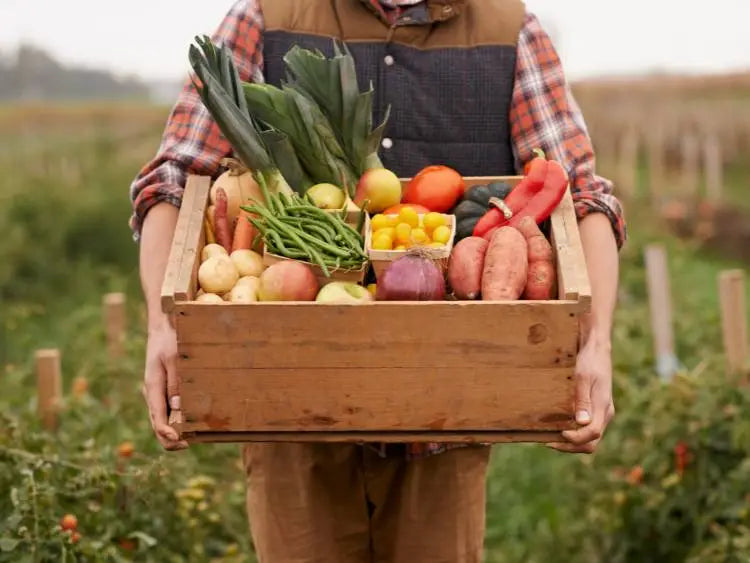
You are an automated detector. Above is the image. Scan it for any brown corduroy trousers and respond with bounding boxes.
[241,443,491,563]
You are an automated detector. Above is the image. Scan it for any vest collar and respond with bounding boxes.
[360,0,465,26]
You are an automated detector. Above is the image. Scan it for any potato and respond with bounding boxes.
[201,243,228,263]
[226,284,258,303]
[481,226,528,301]
[447,237,488,300]
[230,249,265,277]
[195,292,225,304]
[198,255,239,295]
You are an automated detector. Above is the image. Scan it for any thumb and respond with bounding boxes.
[574,368,593,425]
[165,352,180,412]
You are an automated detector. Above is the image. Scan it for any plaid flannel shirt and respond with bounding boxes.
[129,0,627,461]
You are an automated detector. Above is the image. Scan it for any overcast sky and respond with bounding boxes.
[1,1,749,82]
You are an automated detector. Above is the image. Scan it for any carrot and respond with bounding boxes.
[516,216,556,300]
[481,226,528,301]
[232,208,259,253]
[214,187,233,253]
[204,217,216,245]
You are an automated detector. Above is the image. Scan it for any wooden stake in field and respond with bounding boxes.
[680,132,700,199]
[644,244,680,381]
[35,349,62,431]
[647,122,666,201]
[718,270,748,380]
[103,293,126,360]
[617,127,639,199]
[703,134,723,202]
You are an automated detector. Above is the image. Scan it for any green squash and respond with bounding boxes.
[454,181,513,241]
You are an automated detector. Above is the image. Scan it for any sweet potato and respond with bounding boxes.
[448,236,489,300]
[516,216,556,300]
[516,216,553,262]
[524,261,556,300]
[481,226,528,301]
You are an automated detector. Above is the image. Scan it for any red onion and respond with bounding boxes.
[376,252,446,301]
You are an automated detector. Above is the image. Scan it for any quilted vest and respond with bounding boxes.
[259,0,526,178]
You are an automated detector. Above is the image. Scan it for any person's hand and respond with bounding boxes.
[142,319,188,451]
[547,337,614,454]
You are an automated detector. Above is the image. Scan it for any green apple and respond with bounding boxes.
[306,183,346,210]
[315,282,374,304]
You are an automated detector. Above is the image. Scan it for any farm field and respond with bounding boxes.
[1,85,749,562]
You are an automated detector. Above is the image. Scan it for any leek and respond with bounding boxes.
[283,40,391,175]
[188,36,307,195]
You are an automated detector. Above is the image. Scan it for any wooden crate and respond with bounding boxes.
[162,175,591,444]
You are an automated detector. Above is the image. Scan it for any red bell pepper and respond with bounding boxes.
[472,149,548,238]
[475,152,569,241]
[507,159,569,229]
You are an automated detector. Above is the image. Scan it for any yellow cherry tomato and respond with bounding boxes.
[372,233,393,250]
[370,214,390,232]
[367,284,377,296]
[428,241,444,248]
[394,223,412,245]
[397,207,419,228]
[423,212,447,233]
[410,228,429,245]
[373,227,395,241]
[431,225,452,245]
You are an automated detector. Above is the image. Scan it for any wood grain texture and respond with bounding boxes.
[175,176,211,303]
[175,300,579,368]
[160,178,197,314]
[177,430,565,444]
[549,187,591,310]
[35,349,62,431]
[176,366,575,433]
[718,269,748,377]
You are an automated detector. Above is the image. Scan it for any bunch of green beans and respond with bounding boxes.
[240,177,368,278]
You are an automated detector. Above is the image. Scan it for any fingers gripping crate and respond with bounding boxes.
[161,175,591,445]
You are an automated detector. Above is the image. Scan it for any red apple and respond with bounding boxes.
[354,168,402,213]
[258,261,319,302]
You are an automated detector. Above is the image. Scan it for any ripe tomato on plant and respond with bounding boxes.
[402,165,464,212]
[61,514,78,532]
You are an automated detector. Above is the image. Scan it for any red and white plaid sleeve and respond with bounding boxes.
[510,12,627,248]
[128,0,263,239]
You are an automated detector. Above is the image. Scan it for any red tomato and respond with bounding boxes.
[402,165,464,212]
[381,203,430,215]
[61,514,78,531]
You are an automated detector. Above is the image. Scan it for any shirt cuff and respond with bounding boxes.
[129,183,184,241]
[573,193,627,250]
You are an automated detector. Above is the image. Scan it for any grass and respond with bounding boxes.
[1,103,749,561]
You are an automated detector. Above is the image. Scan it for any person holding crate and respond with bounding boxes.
[130,0,626,561]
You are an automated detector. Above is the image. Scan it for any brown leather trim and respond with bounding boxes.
[260,0,527,48]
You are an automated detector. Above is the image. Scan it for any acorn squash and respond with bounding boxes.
[453,181,513,242]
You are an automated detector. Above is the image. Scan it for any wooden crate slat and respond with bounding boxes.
[180,430,566,444]
[176,366,575,433]
[160,180,197,314]
[174,175,211,303]
[176,301,578,369]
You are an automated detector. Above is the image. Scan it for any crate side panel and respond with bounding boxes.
[177,365,576,433]
[175,301,579,369]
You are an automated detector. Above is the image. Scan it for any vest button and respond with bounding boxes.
[381,138,393,150]
[384,55,395,66]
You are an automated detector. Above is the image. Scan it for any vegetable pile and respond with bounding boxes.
[188,35,569,304]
